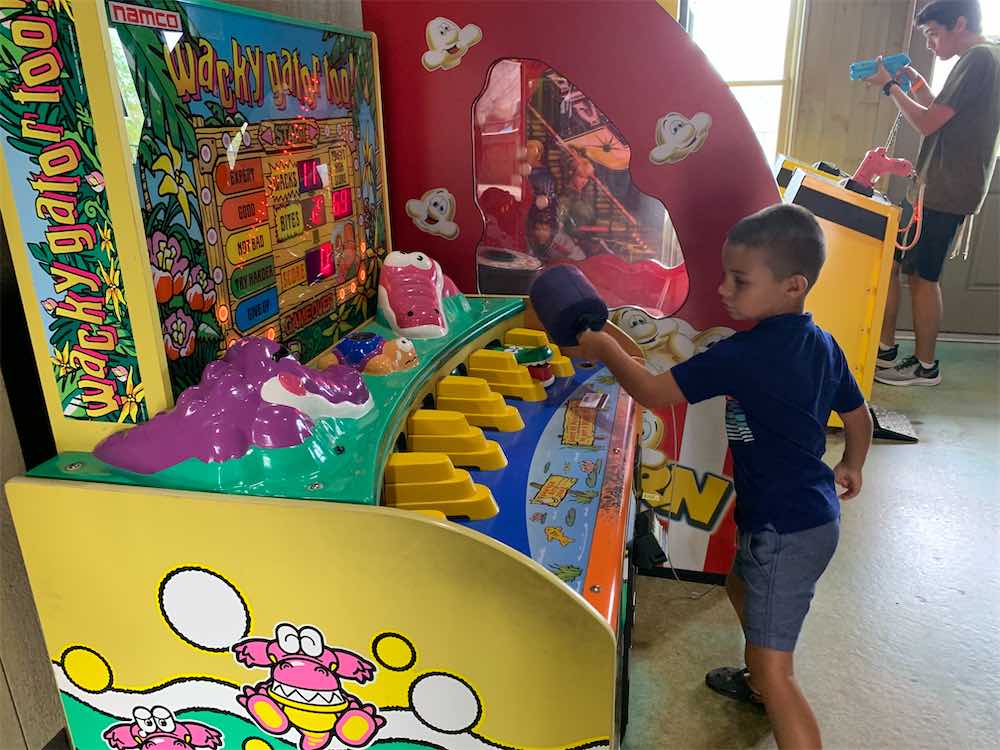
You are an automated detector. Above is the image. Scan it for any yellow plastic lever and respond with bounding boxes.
[467,350,546,401]
[406,410,507,470]
[435,376,524,432]
[384,452,498,520]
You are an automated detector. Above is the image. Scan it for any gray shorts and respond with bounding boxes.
[732,520,839,652]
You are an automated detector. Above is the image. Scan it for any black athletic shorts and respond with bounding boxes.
[895,207,964,283]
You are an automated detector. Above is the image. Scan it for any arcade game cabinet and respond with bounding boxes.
[361,0,780,579]
[1,1,780,748]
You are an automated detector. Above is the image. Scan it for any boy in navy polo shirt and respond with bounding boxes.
[565,204,873,748]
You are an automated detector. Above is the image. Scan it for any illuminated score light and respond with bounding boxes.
[332,187,352,220]
[297,157,323,192]
[305,241,335,284]
[305,193,326,229]
[320,242,334,277]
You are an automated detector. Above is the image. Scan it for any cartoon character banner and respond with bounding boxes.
[52,564,585,750]
[108,0,389,397]
[611,306,738,577]
[0,1,149,423]
[8,478,618,750]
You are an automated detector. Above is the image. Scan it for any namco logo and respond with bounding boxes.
[108,1,182,31]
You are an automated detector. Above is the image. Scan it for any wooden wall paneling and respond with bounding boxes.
[794,0,838,163]
[791,0,917,171]
[0,371,63,749]
[819,2,867,169]
[845,2,893,173]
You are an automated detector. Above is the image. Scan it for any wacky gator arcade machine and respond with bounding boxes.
[1,1,781,749]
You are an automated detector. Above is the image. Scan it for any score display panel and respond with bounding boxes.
[193,116,361,353]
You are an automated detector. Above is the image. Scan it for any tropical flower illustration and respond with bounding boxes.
[148,231,190,303]
[97,255,125,322]
[117,367,145,423]
[86,171,105,192]
[185,265,220,312]
[163,309,196,360]
[151,136,197,227]
[51,0,73,20]
[51,342,75,380]
[98,222,113,254]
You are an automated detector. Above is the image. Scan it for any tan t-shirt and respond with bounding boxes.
[916,42,1000,216]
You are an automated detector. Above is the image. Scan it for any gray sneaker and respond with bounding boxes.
[874,355,941,386]
[876,344,899,369]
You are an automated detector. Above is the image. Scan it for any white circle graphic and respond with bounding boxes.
[411,672,481,733]
[160,568,248,651]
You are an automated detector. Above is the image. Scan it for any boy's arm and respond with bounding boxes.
[864,58,954,136]
[887,86,954,137]
[566,329,686,410]
[834,403,873,499]
[899,65,935,107]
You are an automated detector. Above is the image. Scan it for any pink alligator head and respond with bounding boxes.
[102,706,222,750]
[264,623,349,708]
[377,251,450,338]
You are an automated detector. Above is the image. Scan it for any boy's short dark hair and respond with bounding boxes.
[727,204,826,289]
[916,1,982,33]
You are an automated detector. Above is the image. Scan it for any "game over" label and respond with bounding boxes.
[280,291,335,337]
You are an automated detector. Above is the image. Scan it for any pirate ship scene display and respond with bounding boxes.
[474,60,688,311]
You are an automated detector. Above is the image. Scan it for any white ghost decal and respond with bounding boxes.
[405,188,460,239]
[421,16,482,71]
[649,112,712,165]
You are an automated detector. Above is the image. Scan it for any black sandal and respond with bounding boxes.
[705,666,764,705]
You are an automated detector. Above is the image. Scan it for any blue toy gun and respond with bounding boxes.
[850,53,911,91]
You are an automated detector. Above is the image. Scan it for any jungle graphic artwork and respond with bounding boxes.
[109,0,389,396]
[2,0,391,412]
[0,1,148,422]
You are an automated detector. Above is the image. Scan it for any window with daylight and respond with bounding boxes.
[687,0,802,161]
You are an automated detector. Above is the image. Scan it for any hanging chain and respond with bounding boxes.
[884,112,904,153]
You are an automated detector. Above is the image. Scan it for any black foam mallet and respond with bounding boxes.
[529,265,608,347]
